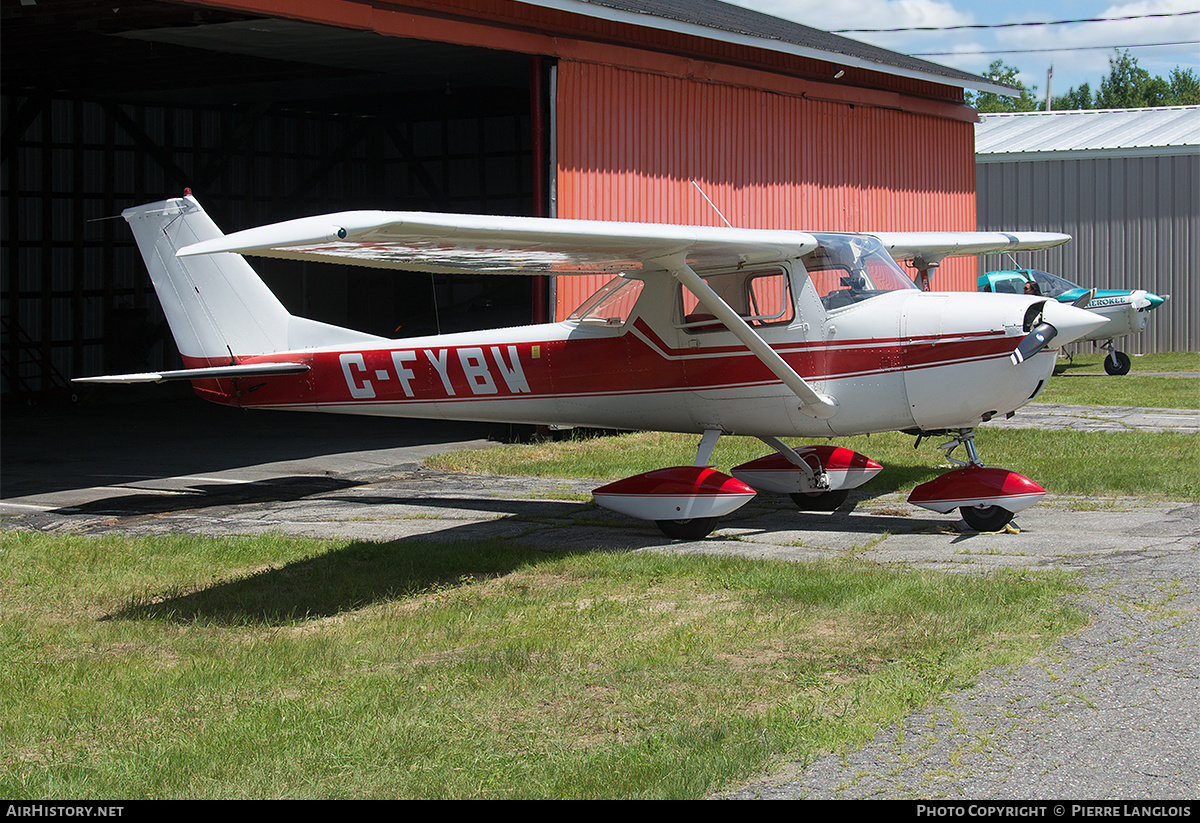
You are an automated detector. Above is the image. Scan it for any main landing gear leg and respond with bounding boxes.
[757,436,846,511]
[653,429,725,539]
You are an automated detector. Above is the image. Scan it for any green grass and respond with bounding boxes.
[1056,350,1199,374]
[1042,351,1200,409]
[429,428,1199,501]
[0,530,1085,799]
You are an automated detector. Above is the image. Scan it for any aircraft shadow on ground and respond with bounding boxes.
[724,495,964,537]
[52,476,365,516]
[105,530,584,626]
[322,493,593,517]
[102,488,979,628]
[1,398,498,498]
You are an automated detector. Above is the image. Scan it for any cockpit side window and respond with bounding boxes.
[676,268,794,333]
[991,274,1026,294]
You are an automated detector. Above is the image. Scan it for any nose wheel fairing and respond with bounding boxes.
[906,430,1046,531]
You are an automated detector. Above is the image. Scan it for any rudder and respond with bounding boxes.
[123,194,382,367]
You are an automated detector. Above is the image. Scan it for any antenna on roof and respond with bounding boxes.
[691,181,733,228]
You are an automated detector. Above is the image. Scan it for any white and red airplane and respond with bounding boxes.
[76,194,1107,538]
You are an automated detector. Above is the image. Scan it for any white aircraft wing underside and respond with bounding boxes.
[177,210,820,276]
[870,231,1071,264]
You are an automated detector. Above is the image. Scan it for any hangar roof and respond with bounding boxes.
[977,106,1200,161]
[0,1,531,110]
[2,0,1011,110]
[518,0,1011,93]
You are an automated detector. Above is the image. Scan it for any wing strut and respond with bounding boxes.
[666,259,838,420]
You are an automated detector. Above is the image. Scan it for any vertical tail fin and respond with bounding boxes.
[123,195,382,366]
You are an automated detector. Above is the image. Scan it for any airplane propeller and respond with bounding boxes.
[1010,320,1057,365]
[1072,288,1096,308]
[1010,299,1109,366]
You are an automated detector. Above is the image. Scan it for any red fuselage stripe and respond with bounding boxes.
[182,326,1015,409]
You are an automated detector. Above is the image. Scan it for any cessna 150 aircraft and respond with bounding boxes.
[76,194,1108,538]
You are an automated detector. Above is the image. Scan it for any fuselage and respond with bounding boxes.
[189,287,1061,439]
[1067,290,1163,341]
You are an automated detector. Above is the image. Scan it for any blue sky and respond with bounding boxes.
[729,0,1200,102]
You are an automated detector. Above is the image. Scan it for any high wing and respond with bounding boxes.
[870,231,1071,266]
[177,211,820,276]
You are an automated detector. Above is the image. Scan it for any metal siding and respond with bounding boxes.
[554,62,976,318]
[977,153,1197,353]
[977,107,1200,157]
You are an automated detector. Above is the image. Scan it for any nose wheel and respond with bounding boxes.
[908,429,1046,531]
[1099,340,1132,375]
[938,432,1015,530]
[959,504,1014,532]
[1104,350,1132,375]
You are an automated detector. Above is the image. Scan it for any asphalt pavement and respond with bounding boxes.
[1,394,1197,800]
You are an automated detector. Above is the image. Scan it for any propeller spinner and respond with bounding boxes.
[1010,300,1108,365]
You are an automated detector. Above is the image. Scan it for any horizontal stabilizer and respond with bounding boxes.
[73,362,309,385]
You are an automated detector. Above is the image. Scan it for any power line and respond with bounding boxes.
[835,10,1200,34]
[913,40,1200,56]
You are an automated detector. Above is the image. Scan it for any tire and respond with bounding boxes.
[1104,351,1132,376]
[789,489,849,511]
[960,505,1014,532]
[656,517,718,540]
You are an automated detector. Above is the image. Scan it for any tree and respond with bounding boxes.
[1014,52,1199,111]
[1168,67,1200,105]
[1051,83,1094,111]
[1095,50,1163,108]
[966,60,1042,113]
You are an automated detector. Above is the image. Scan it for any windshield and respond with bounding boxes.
[1027,269,1080,298]
[986,269,1081,297]
[802,234,918,311]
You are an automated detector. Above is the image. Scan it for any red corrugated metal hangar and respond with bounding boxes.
[2,0,1012,401]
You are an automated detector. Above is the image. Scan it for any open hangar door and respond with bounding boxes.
[2,1,550,403]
